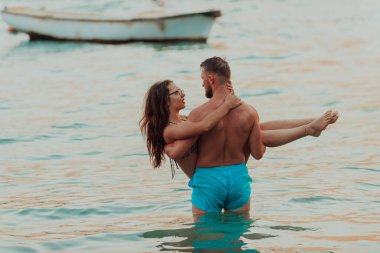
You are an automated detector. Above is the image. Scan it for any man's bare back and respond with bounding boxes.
[185,56,267,213]
[188,96,264,168]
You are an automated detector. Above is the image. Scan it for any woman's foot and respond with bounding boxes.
[329,110,339,124]
[305,110,338,137]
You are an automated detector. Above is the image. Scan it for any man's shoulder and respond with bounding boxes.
[233,102,259,122]
[237,102,257,114]
[188,101,210,121]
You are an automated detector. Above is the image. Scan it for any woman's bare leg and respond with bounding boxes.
[262,127,307,147]
[262,110,338,147]
[260,118,314,130]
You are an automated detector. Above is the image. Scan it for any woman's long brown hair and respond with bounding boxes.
[139,80,172,168]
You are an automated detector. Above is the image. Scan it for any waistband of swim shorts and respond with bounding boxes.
[195,163,247,171]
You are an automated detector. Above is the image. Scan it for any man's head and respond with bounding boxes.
[200,57,231,98]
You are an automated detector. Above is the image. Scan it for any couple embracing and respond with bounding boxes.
[140,57,338,215]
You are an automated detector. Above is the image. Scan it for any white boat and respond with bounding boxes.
[1,6,221,43]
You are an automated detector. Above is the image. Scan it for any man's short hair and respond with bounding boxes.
[200,57,231,79]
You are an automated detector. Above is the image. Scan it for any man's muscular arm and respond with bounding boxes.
[248,107,266,160]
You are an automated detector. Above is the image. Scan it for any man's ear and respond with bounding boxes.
[207,74,215,85]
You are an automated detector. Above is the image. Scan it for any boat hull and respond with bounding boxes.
[1,7,221,43]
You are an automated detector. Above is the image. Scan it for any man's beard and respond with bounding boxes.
[205,87,213,98]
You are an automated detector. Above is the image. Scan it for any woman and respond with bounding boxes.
[139,79,242,174]
[140,80,338,178]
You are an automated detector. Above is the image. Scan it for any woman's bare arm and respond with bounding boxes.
[164,137,197,160]
[163,94,241,143]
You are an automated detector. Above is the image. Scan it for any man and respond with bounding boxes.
[186,57,266,214]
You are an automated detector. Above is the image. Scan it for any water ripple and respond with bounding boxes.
[18,207,110,219]
[79,151,103,156]
[52,123,91,129]
[0,246,38,253]
[233,54,296,61]
[240,89,281,98]
[70,135,111,141]
[0,138,18,145]
[290,196,347,203]
[28,154,67,161]
[323,100,342,107]
[269,225,315,231]
[116,72,137,79]
[340,166,379,173]
[0,135,54,145]
[242,233,277,240]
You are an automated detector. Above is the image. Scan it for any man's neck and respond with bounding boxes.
[210,83,229,103]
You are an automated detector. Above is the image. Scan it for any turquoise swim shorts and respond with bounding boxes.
[188,163,253,213]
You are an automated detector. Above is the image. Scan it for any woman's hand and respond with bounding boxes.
[225,93,242,109]
[227,81,235,94]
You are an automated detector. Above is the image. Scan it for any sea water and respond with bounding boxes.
[0,0,379,252]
